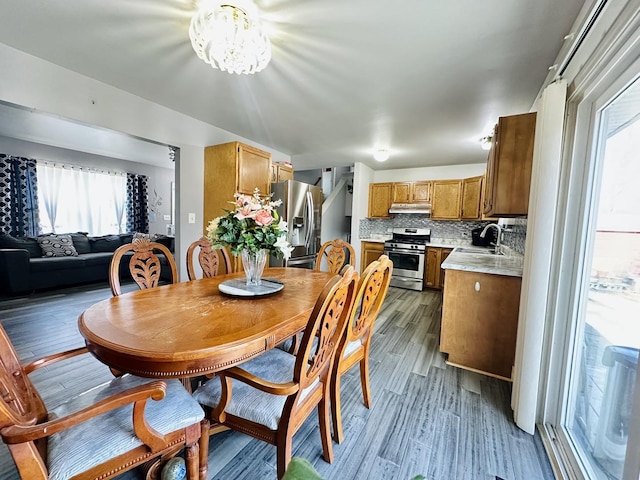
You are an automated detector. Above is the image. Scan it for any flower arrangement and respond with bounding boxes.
[206,188,293,260]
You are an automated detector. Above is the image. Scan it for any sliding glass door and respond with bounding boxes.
[550,71,640,480]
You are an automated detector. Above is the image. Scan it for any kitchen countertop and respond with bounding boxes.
[442,247,524,278]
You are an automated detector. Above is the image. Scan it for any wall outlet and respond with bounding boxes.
[163,214,171,221]
[188,213,196,224]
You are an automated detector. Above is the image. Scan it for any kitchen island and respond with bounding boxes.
[439,247,524,380]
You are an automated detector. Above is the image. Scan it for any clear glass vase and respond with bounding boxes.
[241,249,267,286]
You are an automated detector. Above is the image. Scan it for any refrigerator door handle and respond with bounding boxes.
[305,190,314,254]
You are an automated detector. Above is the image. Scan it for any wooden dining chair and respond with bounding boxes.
[186,236,232,281]
[315,239,355,274]
[193,267,359,479]
[109,237,178,296]
[0,324,209,480]
[330,255,393,443]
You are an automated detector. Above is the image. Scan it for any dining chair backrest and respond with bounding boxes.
[186,237,232,280]
[330,255,393,443]
[315,239,355,274]
[109,238,178,296]
[345,254,393,347]
[295,266,359,389]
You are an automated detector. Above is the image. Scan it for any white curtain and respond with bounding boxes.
[512,80,568,433]
[37,162,126,235]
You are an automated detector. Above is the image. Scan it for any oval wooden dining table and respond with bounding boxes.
[78,268,335,379]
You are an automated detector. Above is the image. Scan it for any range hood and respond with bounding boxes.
[388,202,432,215]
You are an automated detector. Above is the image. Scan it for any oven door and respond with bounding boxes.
[384,247,425,280]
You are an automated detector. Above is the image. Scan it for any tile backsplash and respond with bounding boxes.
[360,215,527,254]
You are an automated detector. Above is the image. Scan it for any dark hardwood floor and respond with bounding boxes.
[0,282,554,480]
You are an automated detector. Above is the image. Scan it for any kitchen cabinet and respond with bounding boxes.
[392,181,432,204]
[483,112,537,217]
[424,247,451,290]
[361,241,385,273]
[203,141,272,234]
[440,269,522,380]
[271,162,294,183]
[431,180,462,219]
[440,248,452,287]
[368,183,393,218]
[461,176,483,219]
[424,247,441,288]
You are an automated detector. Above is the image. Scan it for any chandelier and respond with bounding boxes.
[189,1,271,75]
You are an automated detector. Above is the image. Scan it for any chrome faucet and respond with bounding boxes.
[480,223,502,252]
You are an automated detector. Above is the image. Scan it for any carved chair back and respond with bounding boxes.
[109,238,178,296]
[315,239,356,274]
[186,237,232,281]
[295,266,358,390]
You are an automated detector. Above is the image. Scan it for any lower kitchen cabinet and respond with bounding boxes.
[361,241,385,273]
[424,248,441,288]
[424,247,452,290]
[439,269,521,380]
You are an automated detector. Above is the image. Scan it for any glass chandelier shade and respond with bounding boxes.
[189,1,271,75]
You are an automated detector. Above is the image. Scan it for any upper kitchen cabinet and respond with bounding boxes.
[483,112,537,217]
[460,176,483,219]
[204,141,272,232]
[431,180,462,219]
[271,162,294,183]
[368,183,393,218]
[392,181,432,204]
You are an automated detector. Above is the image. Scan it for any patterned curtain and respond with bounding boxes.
[125,173,149,233]
[0,154,40,236]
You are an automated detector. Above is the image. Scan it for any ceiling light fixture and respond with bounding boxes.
[373,148,390,162]
[189,0,271,75]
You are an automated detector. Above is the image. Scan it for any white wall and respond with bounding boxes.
[350,162,375,271]
[373,163,486,182]
[0,44,291,280]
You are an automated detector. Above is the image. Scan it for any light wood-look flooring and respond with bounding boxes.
[0,282,554,480]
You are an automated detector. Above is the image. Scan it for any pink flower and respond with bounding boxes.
[254,209,274,226]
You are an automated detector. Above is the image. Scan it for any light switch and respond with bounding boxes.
[163,214,171,221]
[475,281,480,292]
[188,213,196,224]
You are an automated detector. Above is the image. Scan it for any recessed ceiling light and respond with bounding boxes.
[373,148,389,162]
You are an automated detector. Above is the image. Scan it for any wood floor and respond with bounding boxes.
[0,282,554,480]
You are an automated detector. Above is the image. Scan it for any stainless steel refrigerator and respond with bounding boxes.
[270,180,322,269]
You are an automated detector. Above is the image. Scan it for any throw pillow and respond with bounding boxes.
[37,234,79,257]
[89,235,122,253]
[70,232,91,254]
[0,233,43,258]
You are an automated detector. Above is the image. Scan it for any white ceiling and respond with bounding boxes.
[0,0,586,171]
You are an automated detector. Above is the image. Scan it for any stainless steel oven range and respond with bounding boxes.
[383,228,431,291]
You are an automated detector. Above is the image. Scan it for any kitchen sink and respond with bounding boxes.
[455,247,504,255]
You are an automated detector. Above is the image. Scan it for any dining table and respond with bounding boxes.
[78,267,336,379]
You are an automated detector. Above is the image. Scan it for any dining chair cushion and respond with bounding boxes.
[193,348,318,430]
[343,337,363,359]
[47,374,204,480]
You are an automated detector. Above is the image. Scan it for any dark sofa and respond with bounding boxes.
[0,232,175,295]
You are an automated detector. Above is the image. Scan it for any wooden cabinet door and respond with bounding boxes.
[368,183,393,218]
[440,248,452,288]
[484,112,536,217]
[412,181,432,203]
[361,242,385,273]
[461,176,483,219]
[278,164,294,181]
[392,182,412,203]
[424,247,441,288]
[483,135,497,215]
[431,180,462,219]
[440,269,521,379]
[237,143,272,195]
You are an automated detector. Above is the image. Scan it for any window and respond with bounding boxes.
[36,162,127,235]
